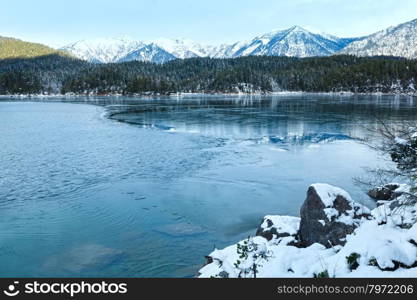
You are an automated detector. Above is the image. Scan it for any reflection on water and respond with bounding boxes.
[0,94,416,277]
[108,94,416,140]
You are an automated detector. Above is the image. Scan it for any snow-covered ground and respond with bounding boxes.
[199,184,417,278]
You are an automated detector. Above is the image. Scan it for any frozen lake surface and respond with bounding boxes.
[1,94,416,277]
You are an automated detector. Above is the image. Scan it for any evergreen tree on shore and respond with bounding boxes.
[0,54,416,95]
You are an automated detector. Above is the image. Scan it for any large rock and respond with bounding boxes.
[299,184,371,248]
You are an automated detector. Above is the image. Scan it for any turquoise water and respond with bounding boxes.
[0,94,416,277]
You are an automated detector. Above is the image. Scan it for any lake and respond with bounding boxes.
[0,94,416,277]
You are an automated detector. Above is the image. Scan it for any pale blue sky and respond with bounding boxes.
[1,0,417,47]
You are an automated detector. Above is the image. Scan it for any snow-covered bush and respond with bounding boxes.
[233,237,272,278]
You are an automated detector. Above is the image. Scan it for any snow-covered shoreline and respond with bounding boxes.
[0,91,416,100]
[198,184,417,278]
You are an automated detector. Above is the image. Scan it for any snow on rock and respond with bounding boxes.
[199,184,417,278]
[368,183,402,201]
[311,184,353,207]
[256,215,300,242]
[340,221,417,271]
[372,186,417,228]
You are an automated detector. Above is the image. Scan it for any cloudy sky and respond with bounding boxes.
[1,0,416,47]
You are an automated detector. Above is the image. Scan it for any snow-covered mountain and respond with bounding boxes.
[61,37,145,63]
[152,39,251,59]
[211,42,248,58]
[119,43,176,63]
[339,18,417,59]
[61,29,354,63]
[152,38,218,59]
[233,26,356,58]
[61,37,175,63]
[61,19,417,64]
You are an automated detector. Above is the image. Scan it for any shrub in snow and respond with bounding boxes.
[233,237,272,278]
[314,270,330,278]
[361,123,417,209]
[390,135,417,172]
[346,253,361,271]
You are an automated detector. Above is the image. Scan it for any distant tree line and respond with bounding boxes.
[0,54,416,95]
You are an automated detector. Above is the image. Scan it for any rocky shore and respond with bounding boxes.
[198,183,417,278]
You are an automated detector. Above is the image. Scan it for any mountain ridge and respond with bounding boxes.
[2,18,417,63]
[60,26,359,63]
[340,18,417,59]
[231,26,359,58]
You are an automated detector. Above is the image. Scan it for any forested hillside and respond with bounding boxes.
[0,36,64,60]
[0,54,416,95]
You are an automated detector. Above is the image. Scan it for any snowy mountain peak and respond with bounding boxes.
[61,37,145,63]
[119,43,176,64]
[339,18,417,59]
[61,37,176,64]
[235,26,351,58]
[288,25,308,33]
[265,25,308,36]
[152,38,215,59]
